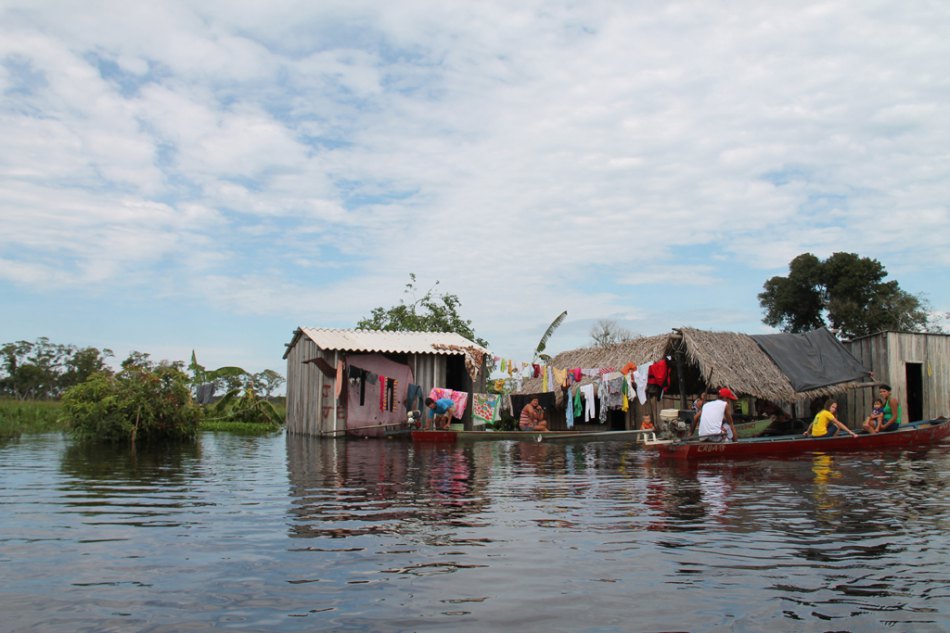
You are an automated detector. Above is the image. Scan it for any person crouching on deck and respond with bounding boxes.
[425,397,456,430]
[691,387,739,442]
[519,397,549,432]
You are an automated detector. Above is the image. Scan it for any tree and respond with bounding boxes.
[590,319,637,347]
[759,252,934,338]
[253,369,286,398]
[356,273,489,348]
[0,338,113,400]
[60,346,114,391]
[63,359,201,443]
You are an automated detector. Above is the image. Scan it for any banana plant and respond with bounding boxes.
[207,383,283,427]
[533,310,567,363]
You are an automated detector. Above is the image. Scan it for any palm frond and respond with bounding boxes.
[534,310,568,358]
[211,388,241,413]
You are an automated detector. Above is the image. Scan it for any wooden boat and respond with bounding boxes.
[660,418,950,460]
[639,418,774,448]
[412,429,647,443]
[734,418,774,438]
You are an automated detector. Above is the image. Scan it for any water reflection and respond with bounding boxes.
[286,438,489,540]
[1,433,948,632]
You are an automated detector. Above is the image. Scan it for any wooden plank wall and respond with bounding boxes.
[847,332,950,424]
[285,339,342,437]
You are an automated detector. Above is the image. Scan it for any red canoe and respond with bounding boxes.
[411,429,646,443]
[411,430,459,442]
[660,418,950,460]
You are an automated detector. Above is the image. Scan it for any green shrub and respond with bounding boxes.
[63,363,200,443]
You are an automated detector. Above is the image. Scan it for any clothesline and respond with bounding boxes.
[490,357,671,399]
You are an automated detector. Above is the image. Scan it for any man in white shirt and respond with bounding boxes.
[691,387,739,442]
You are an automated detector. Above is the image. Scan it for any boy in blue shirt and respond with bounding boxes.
[425,397,456,430]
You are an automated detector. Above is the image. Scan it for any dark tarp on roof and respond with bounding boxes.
[751,327,871,393]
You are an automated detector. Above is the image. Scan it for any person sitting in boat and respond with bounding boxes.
[691,387,739,442]
[519,397,549,432]
[640,413,654,431]
[875,384,902,433]
[425,397,456,430]
[861,398,885,434]
[803,400,858,438]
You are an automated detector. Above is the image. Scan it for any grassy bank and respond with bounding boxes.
[0,399,69,437]
[199,420,284,434]
[1,398,287,438]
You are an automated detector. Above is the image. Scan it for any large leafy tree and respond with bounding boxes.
[759,252,933,338]
[0,338,113,400]
[356,273,489,348]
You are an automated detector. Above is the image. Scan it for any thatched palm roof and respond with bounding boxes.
[516,326,870,404]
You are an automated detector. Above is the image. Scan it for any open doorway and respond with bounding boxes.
[905,362,923,422]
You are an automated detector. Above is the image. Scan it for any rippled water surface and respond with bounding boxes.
[2,432,949,632]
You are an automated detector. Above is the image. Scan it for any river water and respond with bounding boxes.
[1,432,948,633]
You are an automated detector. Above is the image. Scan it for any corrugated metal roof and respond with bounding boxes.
[292,328,487,355]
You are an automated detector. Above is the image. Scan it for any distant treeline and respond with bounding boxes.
[1,338,284,401]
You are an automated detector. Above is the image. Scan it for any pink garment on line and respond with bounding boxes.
[428,387,468,419]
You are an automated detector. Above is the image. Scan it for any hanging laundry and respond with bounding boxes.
[472,393,502,426]
[632,361,651,405]
[387,378,397,411]
[348,365,367,406]
[603,372,625,410]
[406,383,425,412]
[599,388,608,424]
[335,360,344,399]
[580,383,596,422]
[647,358,671,400]
[566,386,575,429]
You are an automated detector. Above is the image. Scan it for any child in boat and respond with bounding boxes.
[640,413,654,431]
[804,400,858,438]
[861,399,885,433]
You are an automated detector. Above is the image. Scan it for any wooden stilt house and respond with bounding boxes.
[283,328,488,437]
[845,331,950,424]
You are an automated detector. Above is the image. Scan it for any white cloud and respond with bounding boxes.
[1,0,949,368]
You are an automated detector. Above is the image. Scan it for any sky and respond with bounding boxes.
[2,0,949,379]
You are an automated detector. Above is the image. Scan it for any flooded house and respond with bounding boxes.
[283,328,488,437]
[846,331,950,424]
[513,327,874,432]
